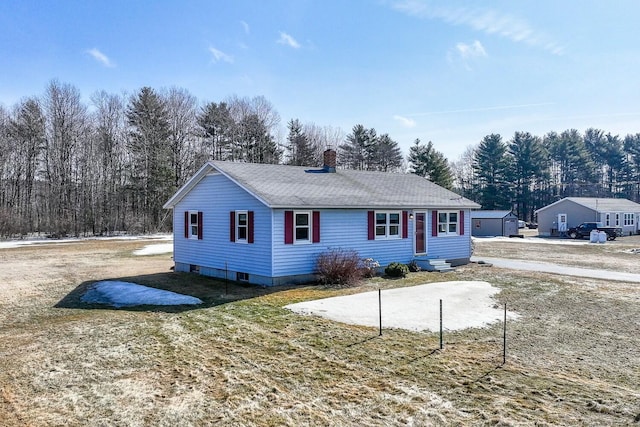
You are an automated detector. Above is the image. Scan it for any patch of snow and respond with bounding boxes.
[0,234,172,250]
[133,243,173,256]
[473,236,591,245]
[285,281,518,332]
[81,280,202,308]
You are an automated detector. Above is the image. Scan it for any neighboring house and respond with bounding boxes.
[163,150,480,286]
[535,197,640,236]
[470,210,519,237]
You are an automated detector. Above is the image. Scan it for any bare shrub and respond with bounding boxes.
[361,257,380,278]
[316,248,364,286]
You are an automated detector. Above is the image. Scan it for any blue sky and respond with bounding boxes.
[1,0,639,161]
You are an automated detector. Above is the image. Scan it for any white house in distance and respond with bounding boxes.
[535,197,640,236]
[163,150,480,286]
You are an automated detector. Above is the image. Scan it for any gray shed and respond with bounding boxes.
[470,210,519,237]
[535,197,640,236]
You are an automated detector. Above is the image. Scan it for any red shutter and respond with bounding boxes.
[432,210,438,237]
[368,211,375,240]
[248,211,254,244]
[230,211,236,242]
[402,211,408,239]
[312,211,320,243]
[197,212,203,240]
[184,211,189,238]
[284,211,293,244]
[459,210,464,236]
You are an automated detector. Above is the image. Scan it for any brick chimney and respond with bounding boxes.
[323,149,336,173]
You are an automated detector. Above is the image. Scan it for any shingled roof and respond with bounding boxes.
[164,161,480,210]
[535,197,640,213]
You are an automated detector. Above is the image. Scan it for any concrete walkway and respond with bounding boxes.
[470,256,640,283]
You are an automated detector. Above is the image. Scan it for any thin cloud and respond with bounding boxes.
[391,0,564,55]
[86,48,115,67]
[407,102,555,117]
[393,115,417,128]
[240,20,250,34]
[456,40,486,59]
[208,46,234,63]
[277,31,301,49]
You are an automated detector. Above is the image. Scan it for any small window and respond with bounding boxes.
[190,264,200,273]
[187,211,201,239]
[295,211,311,243]
[236,211,248,242]
[615,213,620,227]
[438,211,459,236]
[375,211,401,239]
[236,272,249,282]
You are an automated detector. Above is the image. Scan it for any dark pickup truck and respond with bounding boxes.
[567,222,622,240]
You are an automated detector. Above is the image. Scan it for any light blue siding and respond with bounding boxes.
[426,210,473,260]
[171,173,474,284]
[173,173,273,277]
[272,209,414,276]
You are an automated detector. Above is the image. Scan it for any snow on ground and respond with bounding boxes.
[81,281,202,308]
[133,243,173,256]
[0,234,172,250]
[472,236,591,245]
[286,281,518,332]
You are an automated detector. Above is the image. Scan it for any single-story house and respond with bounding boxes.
[470,210,519,237]
[163,150,480,286]
[535,197,640,236]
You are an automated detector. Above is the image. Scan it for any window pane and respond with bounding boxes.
[389,213,400,224]
[296,214,309,226]
[389,225,399,235]
[238,227,247,239]
[449,223,457,233]
[238,213,247,225]
[450,213,457,222]
[376,213,387,225]
[439,212,447,223]
[191,225,198,235]
[190,213,198,225]
[439,224,447,233]
[376,226,386,236]
[296,228,309,240]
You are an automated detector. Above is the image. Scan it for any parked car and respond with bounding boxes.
[518,220,525,228]
[526,222,538,229]
[567,222,622,240]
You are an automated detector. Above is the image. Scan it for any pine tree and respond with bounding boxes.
[373,134,403,172]
[507,131,549,220]
[126,87,172,232]
[473,134,512,210]
[408,139,454,189]
[286,119,316,166]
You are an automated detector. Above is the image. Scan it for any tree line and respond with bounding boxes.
[453,129,640,222]
[3,79,638,238]
[0,80,444,238]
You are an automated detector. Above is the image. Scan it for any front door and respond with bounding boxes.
[415,212,426,254]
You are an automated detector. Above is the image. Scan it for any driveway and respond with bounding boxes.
[470,256,640,283]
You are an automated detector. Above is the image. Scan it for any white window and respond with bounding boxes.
[295,211,311,243]
[615,213,620,226]
[438,211,458,236]
[624,213,635,226]
[189,211,199,239]
[604,213,611,226]
[375,211,401,239]
[236,211,248,242]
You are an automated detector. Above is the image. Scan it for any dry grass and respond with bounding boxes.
[1,236,639,426]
